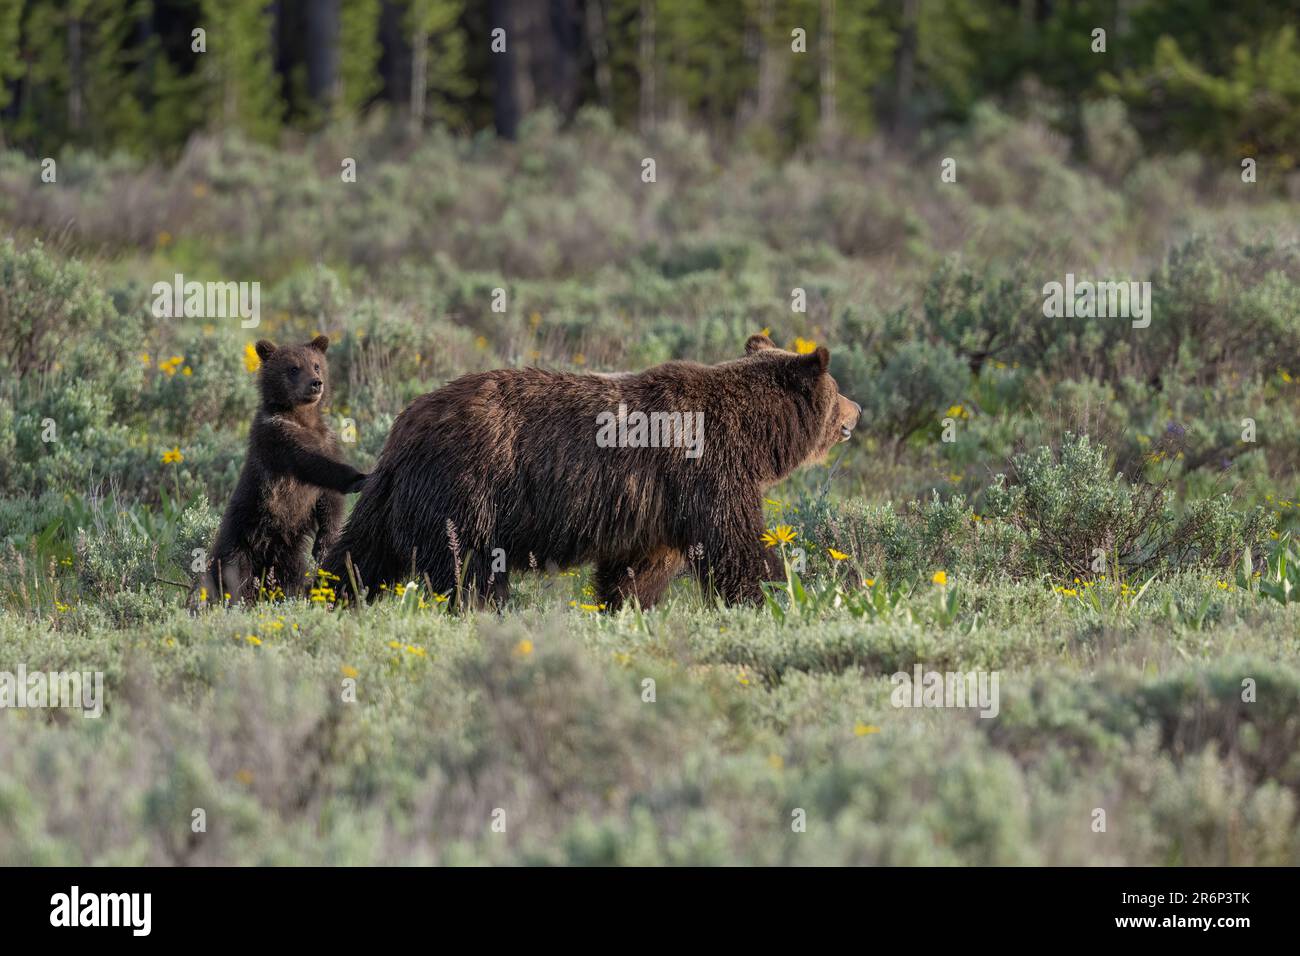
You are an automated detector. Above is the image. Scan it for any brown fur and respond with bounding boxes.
[322,334,859,608]
[200,335,367,604]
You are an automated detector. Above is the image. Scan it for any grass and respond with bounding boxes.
[2,562,1299,865]
[1,113,1298,865]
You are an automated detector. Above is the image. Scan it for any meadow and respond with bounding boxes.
[1,106,1299,864]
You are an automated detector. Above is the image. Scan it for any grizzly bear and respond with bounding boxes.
[200,335,368,604]
[322,334,860,608]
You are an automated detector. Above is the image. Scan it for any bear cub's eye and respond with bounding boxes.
[290,366,300,376]
[313,363,320,372]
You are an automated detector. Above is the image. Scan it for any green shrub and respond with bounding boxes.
[984,433,1271,578]
[857,339,970,455]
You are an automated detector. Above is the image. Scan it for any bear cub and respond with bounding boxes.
[200,335,367,604]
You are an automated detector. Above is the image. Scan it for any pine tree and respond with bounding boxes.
[200,0,283,143]
[13,1,71,152]
[0,0,24,147]
[338,0,383,116]
[405,0,468,136]
[775,0,895,152]
[81,0,149,153]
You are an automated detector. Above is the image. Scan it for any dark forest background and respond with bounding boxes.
[1,0,1297,166]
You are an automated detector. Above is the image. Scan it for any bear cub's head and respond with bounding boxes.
[745,333,862,460]
[254,335,332,412]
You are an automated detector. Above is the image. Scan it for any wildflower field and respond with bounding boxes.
[2,110,1300,865]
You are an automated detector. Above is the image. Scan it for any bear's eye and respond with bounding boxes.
[313,363,320,372]
[290,366,300,376]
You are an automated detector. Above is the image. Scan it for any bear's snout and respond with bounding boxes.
[838,396,861,441]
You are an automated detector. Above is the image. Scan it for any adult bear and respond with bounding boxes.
[322,334,860,608]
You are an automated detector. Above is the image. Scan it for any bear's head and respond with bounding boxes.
[254,335,331,411]
[744,333,861,464]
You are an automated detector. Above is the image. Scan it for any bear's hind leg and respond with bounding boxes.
[595,546,685,611]
[479,570,509,611]
[282,552,311,599]
[404,545,456,605]
[215,552,255,605]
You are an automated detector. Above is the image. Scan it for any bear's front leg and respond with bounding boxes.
[312,491,346,564]
[688,498,776,606]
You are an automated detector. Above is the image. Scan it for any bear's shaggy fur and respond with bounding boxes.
[322,334,859,608]
[201,335,367,603]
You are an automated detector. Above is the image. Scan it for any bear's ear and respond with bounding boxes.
[255,340,278,362]
[310,334,330,354]
[746,333,777,354]
[800,346,830,374]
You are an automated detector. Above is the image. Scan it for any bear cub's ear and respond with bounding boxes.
[255,340,278,362]
[310,334,330,354]
[745,333,777,354]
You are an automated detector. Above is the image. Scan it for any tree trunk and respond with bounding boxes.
[68,15,83,133]
[638,0,655,132]
[818,0,835,150]
[490,0,523,139]
[306,0,341,112]
[546,0,582,118]
[409,27,426,137]
[742,0,781,135]
[586,0,613,110]
[378,1,407,103]
[893,0,919,134]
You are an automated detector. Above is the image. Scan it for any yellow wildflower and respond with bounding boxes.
[761,525,796,548]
